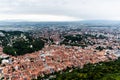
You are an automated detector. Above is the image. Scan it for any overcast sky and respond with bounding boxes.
[0,0,120,21]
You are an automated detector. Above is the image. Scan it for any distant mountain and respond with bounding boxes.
[79,20,120,25]
[0,20,120,26]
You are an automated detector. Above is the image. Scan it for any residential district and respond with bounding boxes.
[0,22,119,80]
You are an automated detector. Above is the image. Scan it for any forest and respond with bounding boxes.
[0,31,45,56]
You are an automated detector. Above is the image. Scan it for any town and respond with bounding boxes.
[0,22,119,80]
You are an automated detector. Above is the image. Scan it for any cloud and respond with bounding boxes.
[0,14,80,21]
[0,0,120,21]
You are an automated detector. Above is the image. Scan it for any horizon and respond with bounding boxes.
[1,20,120,23]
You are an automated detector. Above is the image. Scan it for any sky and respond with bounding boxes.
[0,0,120,21]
